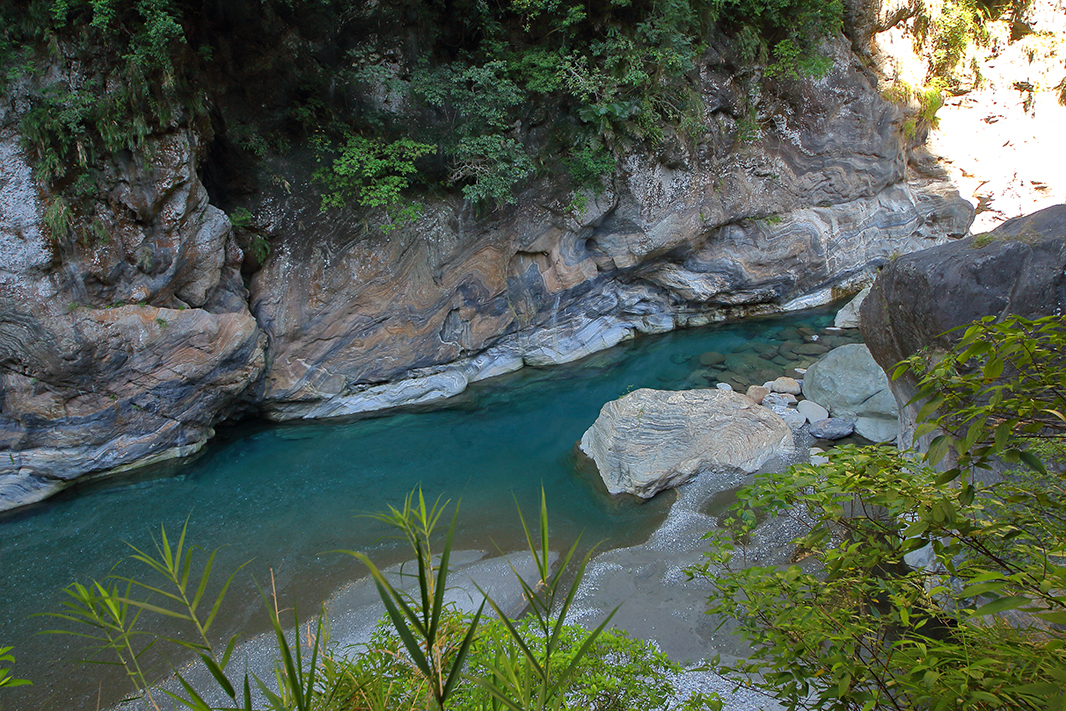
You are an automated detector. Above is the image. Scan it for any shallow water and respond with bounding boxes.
[0,306,850,710]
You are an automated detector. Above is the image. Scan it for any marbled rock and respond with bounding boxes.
[0,28,977,509]
[834,286,870,328]
[246,36,972,421]
[802,344,899,442]
[861,205,1066,449]
[579,389,794,498]
[0,306,265,509]
[810,417,855,440]
[0,128,265,511]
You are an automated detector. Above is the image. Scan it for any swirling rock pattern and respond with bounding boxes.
[0,33,978,510]
[248,38,972,421]
[579,388,795,499]
[0,128,265,511]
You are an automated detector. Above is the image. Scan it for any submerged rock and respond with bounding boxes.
[802,344,899,442]
[579,388,794,499]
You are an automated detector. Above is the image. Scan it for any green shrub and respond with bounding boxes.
[314,134,436,231]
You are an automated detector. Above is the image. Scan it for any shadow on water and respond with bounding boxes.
[0,305,841,710]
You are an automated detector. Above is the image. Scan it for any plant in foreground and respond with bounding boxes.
[45,488,718,710]
[691,314,1066,710]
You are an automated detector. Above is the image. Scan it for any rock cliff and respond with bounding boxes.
[248,39,971,421]
[1,33,973,510]
[860,204,1066,449]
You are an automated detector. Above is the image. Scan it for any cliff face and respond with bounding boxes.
[249,38,970,420]
[0,27,972,509]
[0,121,267,507]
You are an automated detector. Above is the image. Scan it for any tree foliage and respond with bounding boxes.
[3,0,845,231]
[691,315,1066,710]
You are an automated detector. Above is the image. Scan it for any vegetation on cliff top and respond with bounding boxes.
[2,0,844,239]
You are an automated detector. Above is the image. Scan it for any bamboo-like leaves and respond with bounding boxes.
[475,489,619,711]
[0,646,30,689]
[339,492,484,709]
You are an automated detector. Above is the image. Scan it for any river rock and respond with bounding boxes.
[809,417,855,440]
[579,389,794,499]
[746,385,770,404]
[699,351,726,366]
[772,406,808,430]
[764,392,798,408]
[802,344,899,442]
[770,376,802,395]
[861,205,1066,449]
[797,399,829,423]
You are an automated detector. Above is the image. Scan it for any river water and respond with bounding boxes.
[0,305,847,710]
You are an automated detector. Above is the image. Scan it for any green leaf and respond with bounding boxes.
[971,595,1029,617]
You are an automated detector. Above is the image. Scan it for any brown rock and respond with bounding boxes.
[746,385,770,404]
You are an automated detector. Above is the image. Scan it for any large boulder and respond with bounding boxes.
[579,388,794,499]
[861,204,1066,448]
[802,343,899,442]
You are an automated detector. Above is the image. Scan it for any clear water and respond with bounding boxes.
[0,306,842,710]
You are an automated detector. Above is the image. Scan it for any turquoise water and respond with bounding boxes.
[0,306,842,710]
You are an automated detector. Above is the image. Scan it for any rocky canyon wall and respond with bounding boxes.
[0,34,972,511]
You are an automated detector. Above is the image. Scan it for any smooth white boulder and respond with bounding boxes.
[580,389,794,499]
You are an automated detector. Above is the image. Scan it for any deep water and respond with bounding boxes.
[0,306,842,710]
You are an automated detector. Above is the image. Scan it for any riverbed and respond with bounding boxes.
[0,305,846,710]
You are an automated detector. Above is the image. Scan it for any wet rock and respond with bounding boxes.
[795,342,830,355]
[579,389,794,498]
[802,344,898,442]
[715,382,733,391]
[699,351,726,366]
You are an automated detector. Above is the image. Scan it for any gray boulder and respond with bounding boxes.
[861,205,1066,449]
[802,344,899,442]
[579,389,794,499]
[809,417,855,440]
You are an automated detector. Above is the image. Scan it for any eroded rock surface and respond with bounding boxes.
[579,388,794,499]
[0,129,265,510]
[248,39,972,422]
[1,32,976,509]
